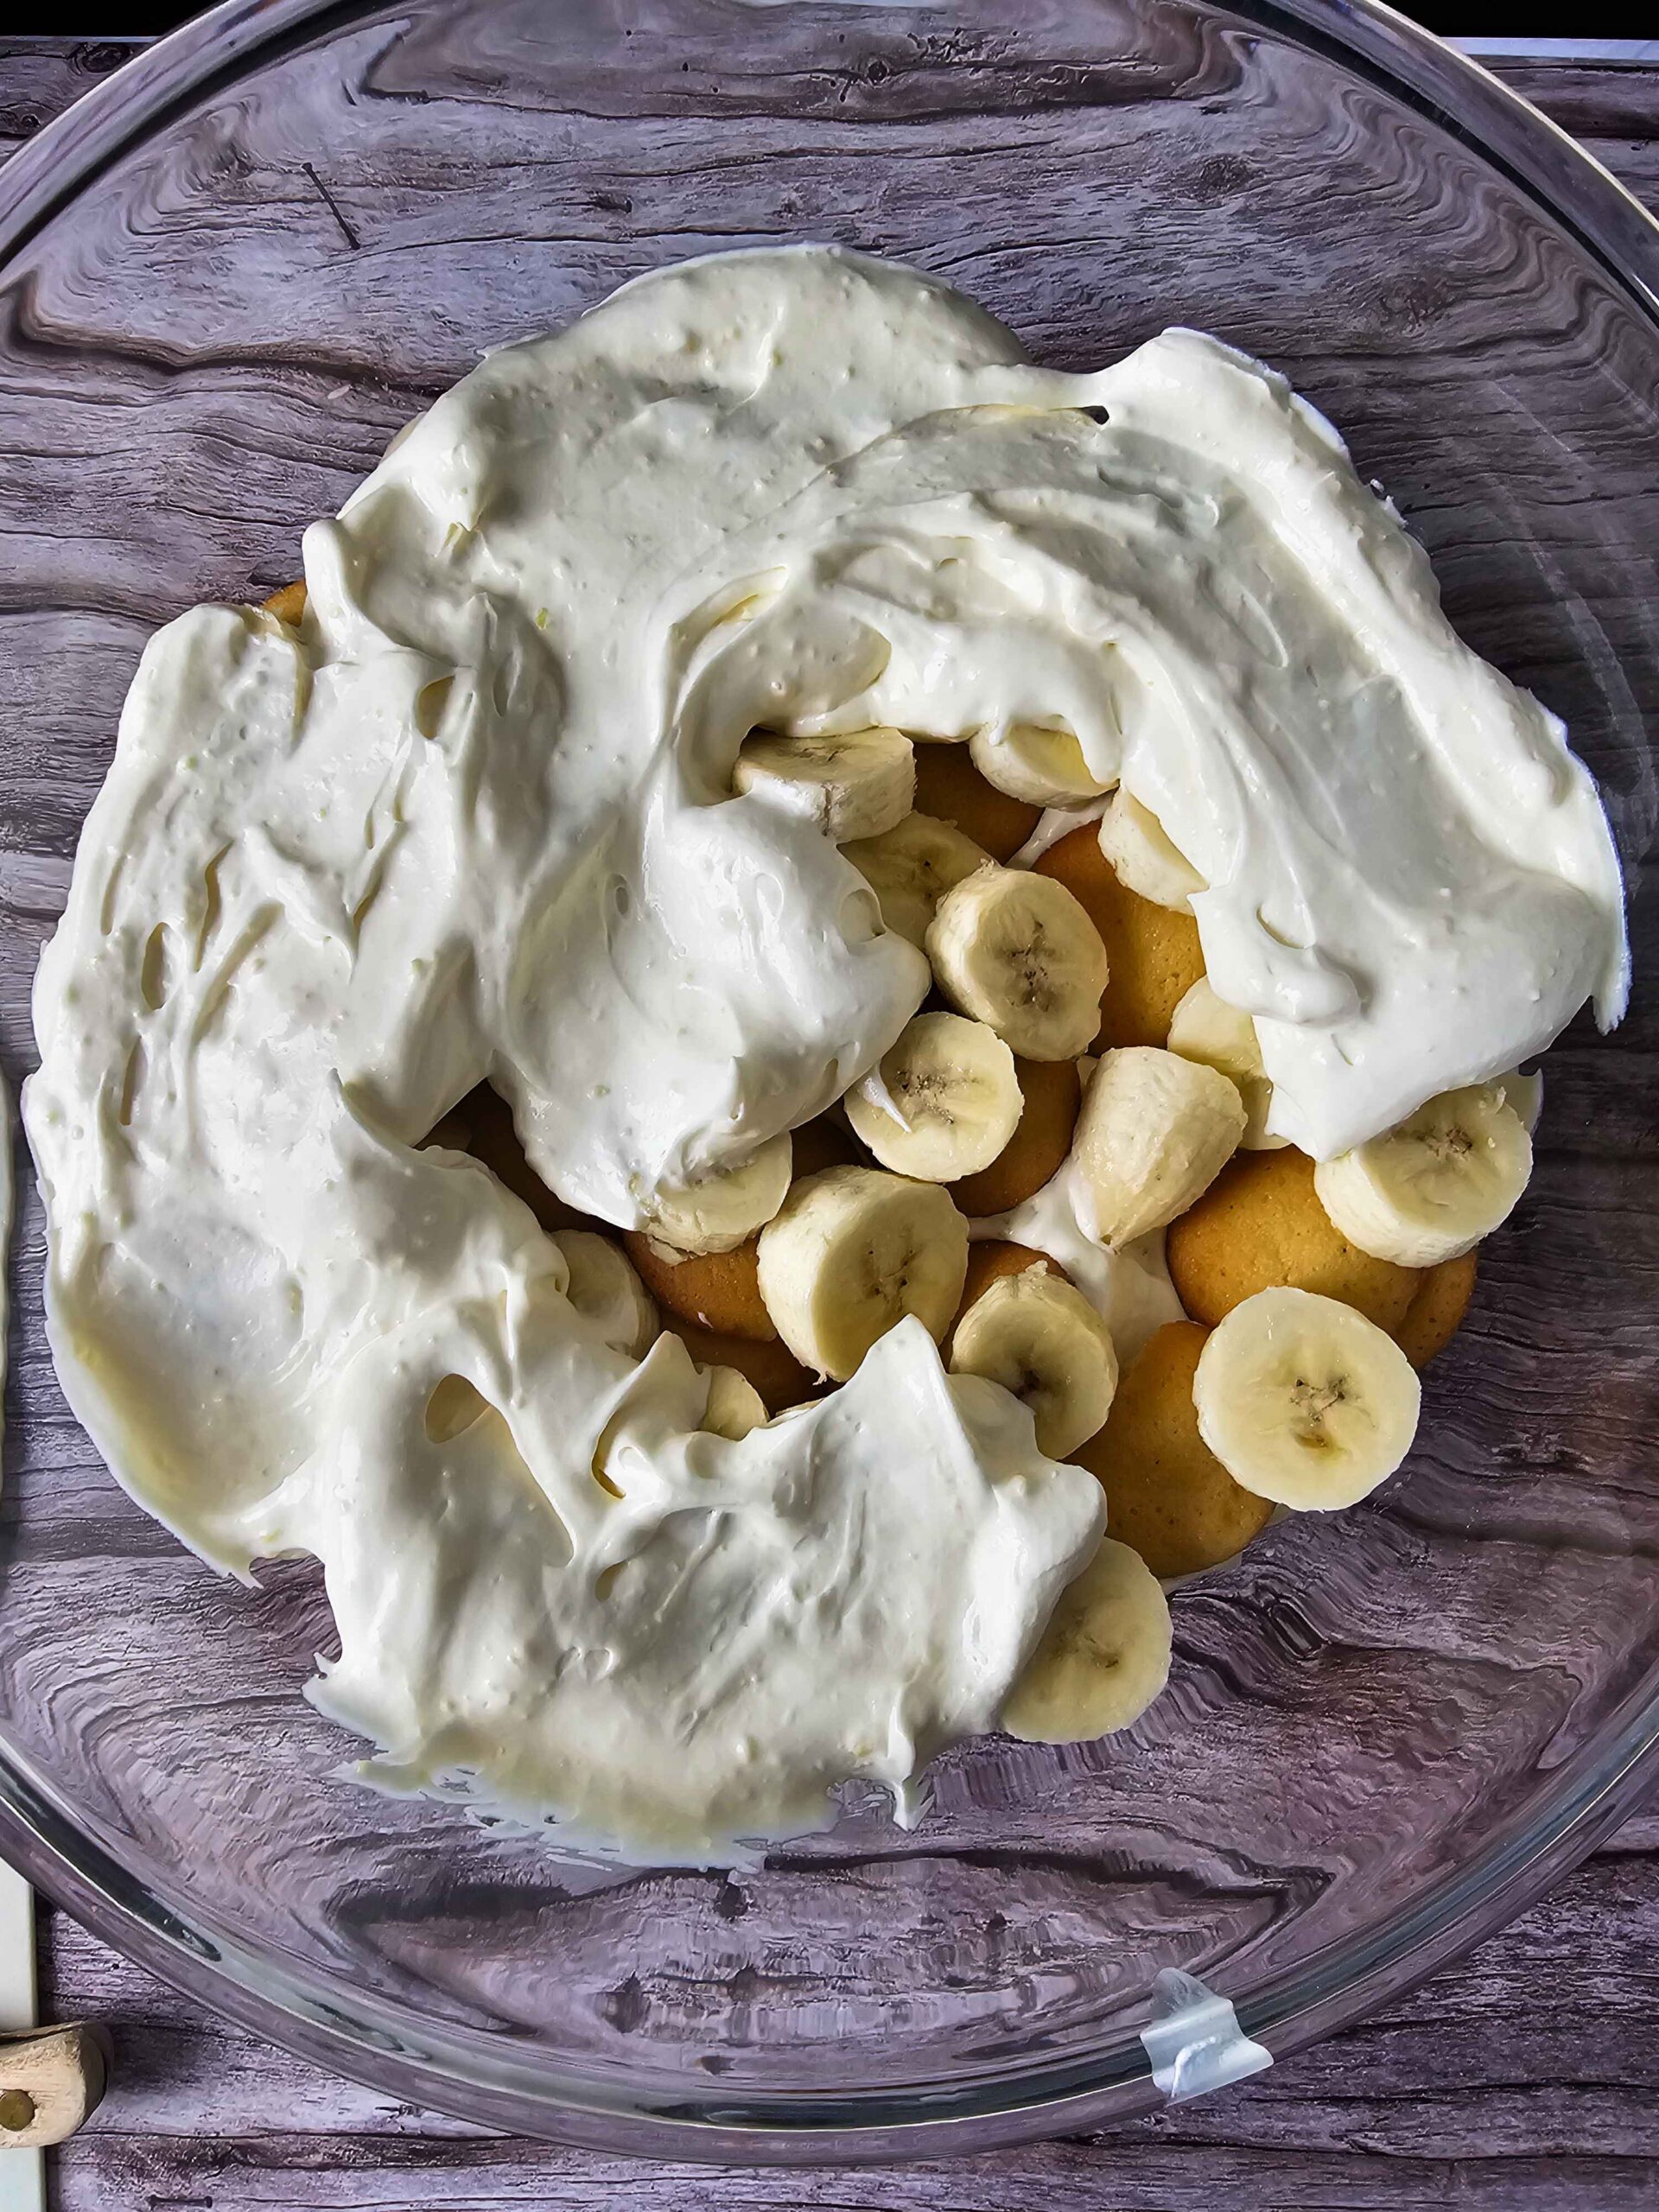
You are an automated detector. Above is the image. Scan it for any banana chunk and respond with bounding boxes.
[1313,1083,1533,1267]
[1193,1285,1421,1510]
[843,811,991,947]
[1097,788,1206,912]
[846,1012,1022,1182]
[969,720,1113,809]
[700,1364,769,1440]
[550,1230,658,1358]
[733,727,915,842]
[926,863,1109,1061]
[1166,976,1287,1151]
[1075,1046,1247,1245]
[643,1132,792,1256]
[1002,1536,1172,1744]
[755,1165,969,1380]
[950,1269,1118,1459]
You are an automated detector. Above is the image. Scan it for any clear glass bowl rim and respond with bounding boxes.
[2,0,1657,2161]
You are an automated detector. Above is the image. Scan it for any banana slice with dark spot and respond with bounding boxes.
[925,863,1109,1060]
[846,1012,1022,1181]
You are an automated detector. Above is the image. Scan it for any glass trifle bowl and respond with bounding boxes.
[1,0,1657,2161]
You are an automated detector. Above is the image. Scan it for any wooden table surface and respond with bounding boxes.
[3,32,1659,2212]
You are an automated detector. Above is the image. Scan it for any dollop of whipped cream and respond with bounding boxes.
[25,247,1626,1856]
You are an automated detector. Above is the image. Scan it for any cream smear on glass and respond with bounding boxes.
[24,247,1626,1857]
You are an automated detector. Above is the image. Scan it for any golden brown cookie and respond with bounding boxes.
[952,1240,1065,1332]
[1166,1147,1420,1333]
[1074,1320,1273,1577]
[911,743,1041,862]
[950,1057,1081,1218]
[625,1231,775,1341]
[263,580,307,625]
[1394,1250,1478,1369]
[1034,823,1205,1049]
[661,1319,818,1414]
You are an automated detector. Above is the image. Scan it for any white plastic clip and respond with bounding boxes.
[1139,1967,1272,2103]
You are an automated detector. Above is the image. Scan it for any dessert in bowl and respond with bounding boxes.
[1,0,1656,2155]
[22,244,1627,1858]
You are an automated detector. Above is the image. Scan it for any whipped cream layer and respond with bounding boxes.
[25,248,1626,1854]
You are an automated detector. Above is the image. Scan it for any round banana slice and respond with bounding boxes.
[549,1230,659,1358]
[1097,788,1207,912]
[1313,1083,1533,1267]
[1001,1536,1172,1744]
[755,1165,969,1380]
[846,1012,1022,1182]
[643,1131,793,1256]
[969,720,1113,809]
[700,1364,769,1440]
[1193,1286,1421,1510]
[1075,1046,1247,1246]
[950,1270,1118,1459]
[1166,976,1287,1151]
[842,811,991,948]
[925,863,1109,1061]
[732,727,915,842]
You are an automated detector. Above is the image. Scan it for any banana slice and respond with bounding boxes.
[549,1230,658,1357]
[845,1012,1022,1182]
[1313,1083,1533,1267]
[733,727,915,842]
[843,811,991,947]
[925,864,1109,1061]
[1075,1046,1247,1245]
[700,1364,768,1440]
[1097,789,1206,912]
[969,721,1113,809]
[1001,1537,1172,1743]
[643,1132,792,1256]
[950,1269,1118,1459]
[755,1165,969,1379]
[1166,976,1287,1151]
[1192,1285,1421,1510]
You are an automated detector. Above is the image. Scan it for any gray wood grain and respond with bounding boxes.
[3,31,1659,2212]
